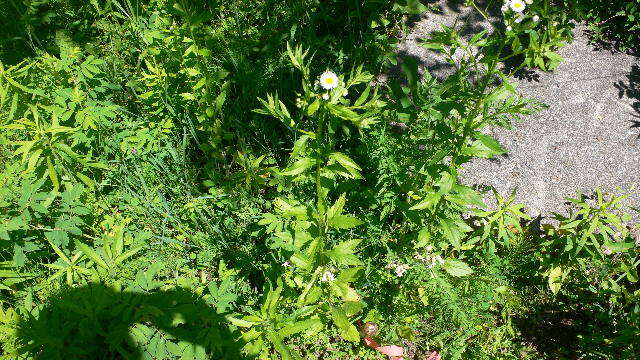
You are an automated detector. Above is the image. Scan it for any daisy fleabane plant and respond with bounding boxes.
[254,43,385,347]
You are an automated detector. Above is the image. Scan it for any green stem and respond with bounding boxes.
[315,111,327,236]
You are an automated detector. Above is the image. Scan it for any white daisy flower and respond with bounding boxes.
[322,93,330,101]
[319,71,339,90]
[320,270,335,282]
[506,25,513,31]
[532,15,540,22]
[509,0,526,12]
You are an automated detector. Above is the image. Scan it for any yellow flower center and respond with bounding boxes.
[514,3,522,8]
[326,78,334,84]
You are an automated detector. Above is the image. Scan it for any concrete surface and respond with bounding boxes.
[398,1,640,219]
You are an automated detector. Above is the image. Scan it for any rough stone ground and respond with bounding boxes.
[397,1,640,219]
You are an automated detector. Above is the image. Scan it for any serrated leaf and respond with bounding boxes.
[280,318,322,338]
[280,157,315,176]
[415,227,431,248]
[307,99,320,115]
[442,259,474,277]
[547,266,563,294]
[330,306,360,342]
[329,152,361,171]
[327,193,347,220]
[326,239,363,266]
[437,171,456,194]
[75,240,109,269]
[328,214,363,229]
[409,192,441,211]
[439,217,472,249]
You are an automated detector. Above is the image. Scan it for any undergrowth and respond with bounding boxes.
[0,1,638,359]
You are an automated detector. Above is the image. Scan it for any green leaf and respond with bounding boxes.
[280,318,322,338]
[48,241,71,264]
[266,331,302,360]
[547,266,564,294]
[326,239,363,266]
[437,171,456,194]
[307,99,320,116]
[47,157,59,191]
[328,215,363,229]
[75,240,109,269]
[75,172,95,190]
[463,133,507,158]
[329,152,361,171]
[442,259,474,277]
[354,85,371,107]
[280,157,315,176]
[439,217,472,249]
[114,246,144,265]
[330,306,360,342]
[330,280,361,302]
[409,192,441,211]
[415,227,431,248]
[327,194,347,220]
[326,104,360,122]
[226,316,255,328]
[604,241,634,253]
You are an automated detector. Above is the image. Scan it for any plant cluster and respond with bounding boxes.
[567,0,640,52]
[0,1,638,360]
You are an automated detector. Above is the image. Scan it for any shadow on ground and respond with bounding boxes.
[614,63,640,137]
[15,284,244,359]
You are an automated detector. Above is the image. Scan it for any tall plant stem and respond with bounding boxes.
[315,111,328,237]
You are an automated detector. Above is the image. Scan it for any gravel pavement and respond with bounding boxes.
[398,1,640,219]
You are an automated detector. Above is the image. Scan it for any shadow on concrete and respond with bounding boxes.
[14,284,244,359]
[393,0,546,83]
[614,63,640,137]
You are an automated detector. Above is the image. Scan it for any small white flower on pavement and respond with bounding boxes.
[319,71,339,90]
[509,0,526,12]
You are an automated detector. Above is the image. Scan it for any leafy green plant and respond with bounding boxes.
[567,0,640,52]
[496,0,574,71]
[245,43,385,357]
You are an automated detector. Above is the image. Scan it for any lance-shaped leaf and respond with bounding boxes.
[330,306,360,342]
[75,240,109,269]
[442,259,474,277]
[325,239,363,266]
[280,157,315,176]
